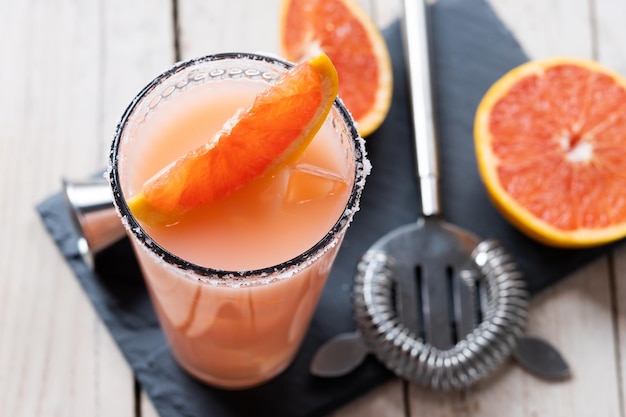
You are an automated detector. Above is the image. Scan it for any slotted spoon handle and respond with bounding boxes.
[402,0,440,217]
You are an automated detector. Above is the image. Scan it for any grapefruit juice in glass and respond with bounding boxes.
[109,53,368,389]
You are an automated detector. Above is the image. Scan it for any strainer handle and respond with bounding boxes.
[402,0,440,217]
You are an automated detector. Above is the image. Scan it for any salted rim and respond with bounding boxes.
[108,52,369,284]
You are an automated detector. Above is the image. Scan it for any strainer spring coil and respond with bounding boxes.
[352,239,529,390]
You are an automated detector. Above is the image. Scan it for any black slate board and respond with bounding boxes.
[36,0,623,416]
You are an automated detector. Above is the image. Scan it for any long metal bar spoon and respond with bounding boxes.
[310,0,569,389]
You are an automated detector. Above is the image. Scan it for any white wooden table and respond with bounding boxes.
[1,0,625,416]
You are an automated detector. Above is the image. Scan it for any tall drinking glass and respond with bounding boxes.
[108,53,368,389]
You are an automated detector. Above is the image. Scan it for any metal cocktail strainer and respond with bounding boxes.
[309,0,569,389]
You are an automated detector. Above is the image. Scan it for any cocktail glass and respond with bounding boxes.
[108,53,368,389]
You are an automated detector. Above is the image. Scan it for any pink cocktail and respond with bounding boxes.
[109,53,368,389]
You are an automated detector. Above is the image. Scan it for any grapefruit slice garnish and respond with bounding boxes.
[127,53,339,226]
[474,57,626,247]
[280,0,392,137]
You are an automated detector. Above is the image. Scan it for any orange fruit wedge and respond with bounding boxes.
[280,0,392,137]
[475,57,626,248]
[127,53,339,226]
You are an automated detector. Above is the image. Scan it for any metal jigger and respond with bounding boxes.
[62,177,126,268]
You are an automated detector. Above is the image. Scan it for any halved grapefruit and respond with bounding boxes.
[280,0,392,137]
[475,57,626,248]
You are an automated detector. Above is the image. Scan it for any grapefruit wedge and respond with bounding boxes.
[280,0,392,137]
[475,57,626,248]
[128,53,339,226]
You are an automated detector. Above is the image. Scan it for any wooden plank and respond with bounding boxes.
[0,0,173,416]
[98,0,177,157]
[329,381,405,417]
[488,0,593,60]
[594,0,626,72]
[0,0,120,414]
[141,391,160,417]
[99,1,176,416]
[177,0,283,59]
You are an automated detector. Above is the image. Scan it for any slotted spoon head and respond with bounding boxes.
[370,217,482,349]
